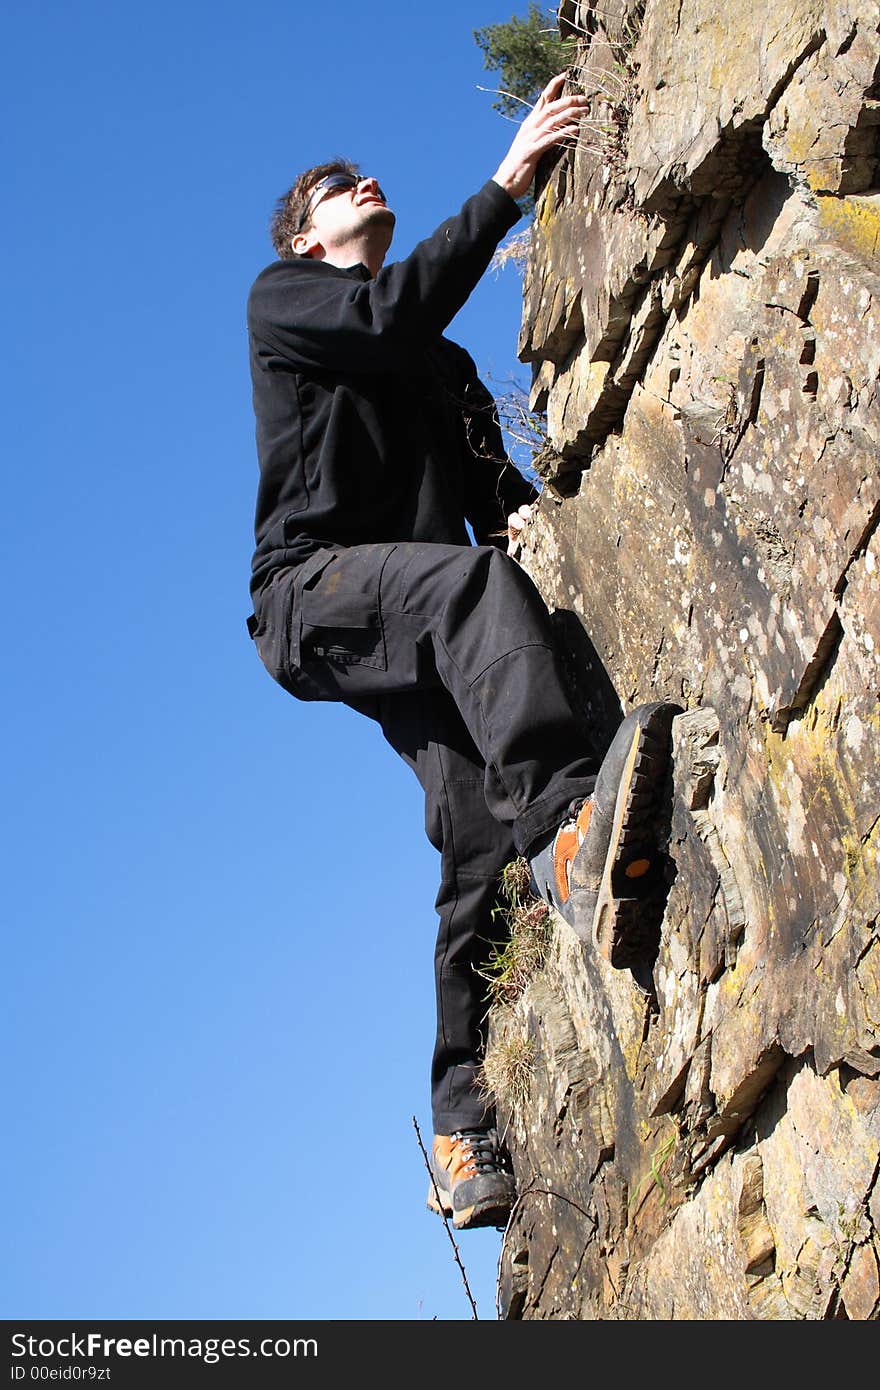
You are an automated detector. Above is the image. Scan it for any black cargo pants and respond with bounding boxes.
[251,541,597,1133]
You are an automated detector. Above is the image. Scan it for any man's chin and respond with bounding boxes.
[364,204,396,229]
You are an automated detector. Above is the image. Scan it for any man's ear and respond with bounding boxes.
[292,228,321,258]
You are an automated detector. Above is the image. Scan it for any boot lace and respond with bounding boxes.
[451,1129,511,1175]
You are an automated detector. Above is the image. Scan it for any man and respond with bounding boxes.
[246,76,679,1230]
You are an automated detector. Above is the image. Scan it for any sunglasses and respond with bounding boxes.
[297,173,387,232]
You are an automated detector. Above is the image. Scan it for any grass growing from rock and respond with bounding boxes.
[479,1027,536,1128]
[480,858,553,1008]
[477,859,554,1125]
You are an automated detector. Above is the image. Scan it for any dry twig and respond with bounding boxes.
[412,1115,480,1320]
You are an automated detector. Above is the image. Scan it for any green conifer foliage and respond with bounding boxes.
[474,3,576,118]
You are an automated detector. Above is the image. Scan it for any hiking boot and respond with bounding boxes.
[529,701,681,967]
[427,1128,516,1230]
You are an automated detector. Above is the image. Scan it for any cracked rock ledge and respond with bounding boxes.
[488,0,880,1320]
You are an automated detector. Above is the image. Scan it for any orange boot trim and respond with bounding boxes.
[552,798,594,905]
[625,857,651,879]
[433,1135,478,1188]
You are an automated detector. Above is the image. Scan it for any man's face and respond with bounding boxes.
[302,173,395,247]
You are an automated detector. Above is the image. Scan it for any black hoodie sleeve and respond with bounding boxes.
[248,181,521,374]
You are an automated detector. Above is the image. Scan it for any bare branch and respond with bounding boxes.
[412,1116,480,1320]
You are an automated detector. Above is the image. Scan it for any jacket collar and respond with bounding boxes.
[285,257,372,281]
[340,262,372,281]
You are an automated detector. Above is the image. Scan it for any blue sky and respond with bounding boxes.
[3,0,540,1320]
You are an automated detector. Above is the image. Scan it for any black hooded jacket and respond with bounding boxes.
[247,179,537,601]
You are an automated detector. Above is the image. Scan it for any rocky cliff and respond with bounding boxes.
[488,0,880,1319]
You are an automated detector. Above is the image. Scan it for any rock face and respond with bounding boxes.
[491,0,880,1320]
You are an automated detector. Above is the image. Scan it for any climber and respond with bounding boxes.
[245,74,680,1231]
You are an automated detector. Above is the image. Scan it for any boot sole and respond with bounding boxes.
[426,1183,513,1230]
[572,704,678,967]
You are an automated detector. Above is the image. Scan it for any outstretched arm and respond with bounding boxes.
[250,74,588,373]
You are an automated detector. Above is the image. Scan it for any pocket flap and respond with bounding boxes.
[300,590,379,629]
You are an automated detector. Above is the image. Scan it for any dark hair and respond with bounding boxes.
[269,157,360,259]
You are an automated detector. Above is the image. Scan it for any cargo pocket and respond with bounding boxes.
[297,544,396,672]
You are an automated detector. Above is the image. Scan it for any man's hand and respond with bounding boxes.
[492,73,589,202]
[507,502,536,557]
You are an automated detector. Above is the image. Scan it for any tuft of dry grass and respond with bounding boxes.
[500,855,533,902]
[478,860,554,1125]
[490,226,533,274]
[478,1021,535,1126]
[479,858,553,1008]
